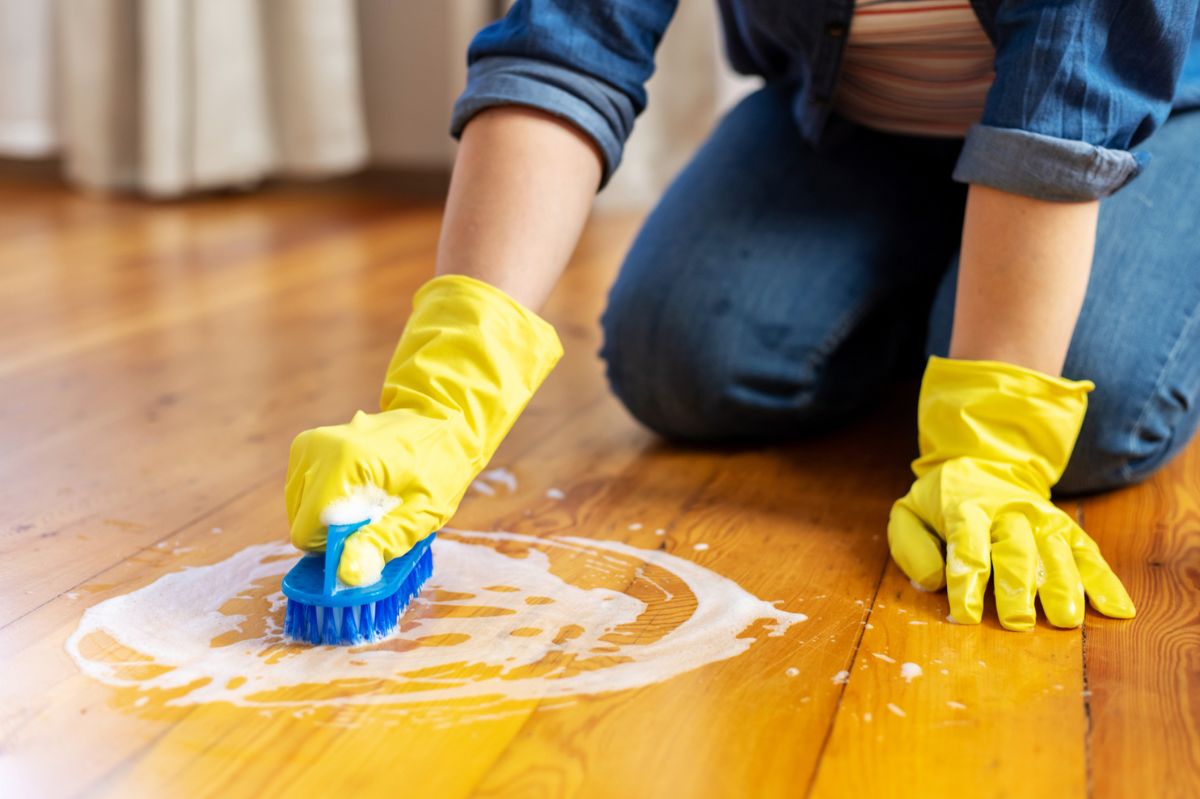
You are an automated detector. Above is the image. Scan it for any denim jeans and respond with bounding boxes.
[456,1,1200,201]
[599,85,1200,495]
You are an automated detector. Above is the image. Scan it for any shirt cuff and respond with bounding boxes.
[449,56,635,190]
[951,123,1151,202]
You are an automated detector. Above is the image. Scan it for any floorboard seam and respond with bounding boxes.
[1078,500,1095,799]
[0,478,270,633]
[803,535,890,799]
[461,447,731,797]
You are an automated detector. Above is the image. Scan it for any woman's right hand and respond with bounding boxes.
[285,274,563,586]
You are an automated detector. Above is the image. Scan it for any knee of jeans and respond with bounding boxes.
[1057,379,1200,495]
[600,283,851,442]
[600,289,740,441]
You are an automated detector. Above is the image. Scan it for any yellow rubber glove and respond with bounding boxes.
[285,274,562,585]
[888,356,1136,630]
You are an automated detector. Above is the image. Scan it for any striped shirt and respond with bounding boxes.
[831,0,996,137]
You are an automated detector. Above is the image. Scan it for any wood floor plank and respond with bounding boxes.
[810,538,1088,799]
[2,184,1196,798]
[1080,443,1200,799]
[0,371,653,797]
[473,402,915,798]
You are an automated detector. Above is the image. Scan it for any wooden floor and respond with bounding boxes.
[0,181,1196,799]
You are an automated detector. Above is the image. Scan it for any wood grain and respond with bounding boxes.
[0,182,1195,797]
[1080,443,1200,799]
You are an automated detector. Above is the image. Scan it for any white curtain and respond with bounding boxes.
[0,0,366,197]
[0,0,59,156]
[0,0,750,206]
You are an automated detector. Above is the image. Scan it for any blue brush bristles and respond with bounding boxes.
[281,520,435,646]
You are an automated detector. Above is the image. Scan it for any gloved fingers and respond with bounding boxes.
[285,432,318,543]
[887,497,946,591]
[285,434,308,522]
[337,501,441,587]
[944,506,992,624]
[287,472,338,553]
[1067,523,1136,619]
[1034,513,1086,628]
[989,511,1038,631]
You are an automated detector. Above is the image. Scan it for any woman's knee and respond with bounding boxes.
[599,262,756,441]
[599,257,856,441]
[1058,370,1200,495]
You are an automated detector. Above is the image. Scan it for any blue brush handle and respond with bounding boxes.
[323,519,370,597]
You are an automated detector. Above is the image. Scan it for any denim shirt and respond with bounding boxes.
[450,0,1200,202]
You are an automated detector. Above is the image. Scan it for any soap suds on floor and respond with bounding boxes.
[872,652,896,664]
[886,703,906,718]
[946,701,966,710]
[900,662,923,683]
[832,670,850,685]
[785,667,799,677]
[628,523,643,531]
[479,467,518,493]
[693,543,709,552]
[545,488,566,500]
[654,528,665,536]
[472,467,518,497]
[67,530,806,717]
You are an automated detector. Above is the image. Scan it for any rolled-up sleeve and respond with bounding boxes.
[953,0,1200,202]
[449,0,679,189]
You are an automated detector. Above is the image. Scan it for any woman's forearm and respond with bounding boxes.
[436,106,604,312]
[949,183,1100,376]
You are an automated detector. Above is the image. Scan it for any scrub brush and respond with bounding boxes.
[281,520,435,645]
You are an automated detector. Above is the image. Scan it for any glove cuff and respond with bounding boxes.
[913,355,1095,492]
[379,274,563,461]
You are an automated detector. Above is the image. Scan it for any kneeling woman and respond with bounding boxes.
[283,1,1200,630]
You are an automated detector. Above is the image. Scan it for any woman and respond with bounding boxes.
[285,1,1200,631]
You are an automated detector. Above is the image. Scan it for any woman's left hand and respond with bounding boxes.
[887,356,1136,630]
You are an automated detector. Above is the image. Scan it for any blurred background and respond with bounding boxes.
[0,0,760,209]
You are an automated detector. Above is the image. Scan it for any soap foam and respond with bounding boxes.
[66,530,805,716]
[320,484,400,526]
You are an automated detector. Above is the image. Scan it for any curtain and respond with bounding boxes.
[0,0,59,156]
[0,0,750,206]
[0,0,366,197]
